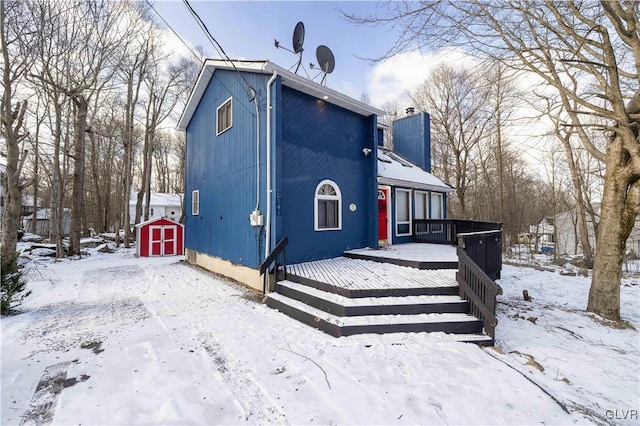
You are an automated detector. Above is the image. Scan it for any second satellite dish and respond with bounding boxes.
[316,45,335,74]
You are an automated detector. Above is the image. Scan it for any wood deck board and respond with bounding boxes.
[288,257,457,291]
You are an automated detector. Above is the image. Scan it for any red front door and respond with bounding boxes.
[378,189,388,240]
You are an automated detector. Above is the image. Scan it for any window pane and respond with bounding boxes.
[415,193,425,220]
[326,200,337,227]
[397,223,410,234]
[397,190,409,221]
[431,193,442,219]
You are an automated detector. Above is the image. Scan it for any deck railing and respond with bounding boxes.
[456,246,503,341]
[259,236,288,293]
[413,219,502,245]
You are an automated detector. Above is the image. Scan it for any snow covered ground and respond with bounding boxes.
[2,245,638,425]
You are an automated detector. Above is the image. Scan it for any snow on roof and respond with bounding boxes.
[129,193,182,207]
[25,208,71,220]
[178,60,385,131]
[377,148,455,193]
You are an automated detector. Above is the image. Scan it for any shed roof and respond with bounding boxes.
[377,148,455,193]
[177,60,385,131]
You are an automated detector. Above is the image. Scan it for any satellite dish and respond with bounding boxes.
[275,22,306,74]
[316,45,335,74]
[292,22,305,54]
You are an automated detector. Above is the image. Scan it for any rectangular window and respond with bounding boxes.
[414,191,428,220]
[430,192,443,233]
[192,190,199,216]
[150,208,154,216]
[318,199,338,229]
[430,193,443,219]
[396,189,411,236]
[216,97,233,135]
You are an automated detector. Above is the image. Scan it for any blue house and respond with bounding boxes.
[178,60,453,291]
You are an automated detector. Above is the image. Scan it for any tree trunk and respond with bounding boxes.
[69,95,88,255]
[587,129,638,320]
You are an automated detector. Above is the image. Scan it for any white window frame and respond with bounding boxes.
[192,190,200,216]
[216,96,233,135]
[430,192,444,233]
[314,179,342,231]
[414,190,429,220]
[430,192,444,219]
[395,188,412,237]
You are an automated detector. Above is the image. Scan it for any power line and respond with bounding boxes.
[145,0,202,62]
[182,0,255,99]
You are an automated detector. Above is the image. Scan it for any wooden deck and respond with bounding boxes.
[287,257,457,292]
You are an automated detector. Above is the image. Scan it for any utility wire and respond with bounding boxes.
[145,0,202,62]
[182,0,255,99]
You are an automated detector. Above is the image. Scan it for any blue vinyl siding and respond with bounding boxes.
[277,86,378,264]
[184,69,268,268]
[393,112,431,172]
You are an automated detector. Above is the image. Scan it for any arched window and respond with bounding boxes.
[314,180,341,231]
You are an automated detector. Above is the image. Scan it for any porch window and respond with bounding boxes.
[315,180,341,231]
[192,190,199,216]
[396,188,411,236]
[430,193,443,219]
[414,191,428,220]
[216,97,233,135]
[430,192,443,233]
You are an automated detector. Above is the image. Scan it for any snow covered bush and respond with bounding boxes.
[1,251,31,315]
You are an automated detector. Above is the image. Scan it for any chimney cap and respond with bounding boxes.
[406,107,415,115]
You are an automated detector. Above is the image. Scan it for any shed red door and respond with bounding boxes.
[378,189,388,240]
[162,226,176,255]
[149,225,176,256]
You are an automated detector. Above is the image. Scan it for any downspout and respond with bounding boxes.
[251,86,260,212]
[265,70,277,260]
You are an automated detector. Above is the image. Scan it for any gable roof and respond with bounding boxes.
[377,147,455,193]
[177,59,385,131]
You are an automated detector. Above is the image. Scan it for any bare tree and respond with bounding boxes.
[1,0,35,256]
[346,0,639,321]
[408,63,491,217]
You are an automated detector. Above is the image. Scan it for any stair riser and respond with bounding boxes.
[266,296,483,338]
[276,283,470,316]
[266,296,342,337]
[287,274,459,298]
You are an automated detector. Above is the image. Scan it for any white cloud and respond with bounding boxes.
[366,48,476,109]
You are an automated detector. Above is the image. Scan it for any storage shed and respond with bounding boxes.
[135,217,184,257]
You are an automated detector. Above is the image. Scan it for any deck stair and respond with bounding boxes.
[265,257,493,345]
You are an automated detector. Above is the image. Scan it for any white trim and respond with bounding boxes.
[314,179,342,231]
[216,96,233,135]
[395,188,412,237]
[192,190,199,215]
[377,176,455,193]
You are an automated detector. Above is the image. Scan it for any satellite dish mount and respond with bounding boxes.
[274,22,305,74]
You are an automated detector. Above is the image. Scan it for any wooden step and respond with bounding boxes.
[287,273,459,298]
[266,293,485,338]
[276,280,469,317]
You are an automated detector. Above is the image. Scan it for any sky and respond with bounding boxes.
[150,1,446,110]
